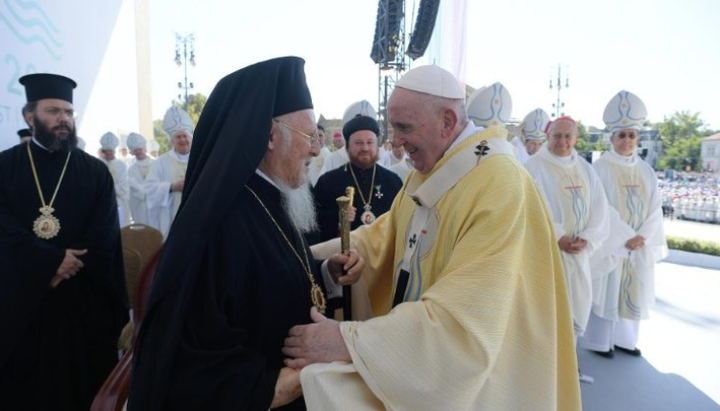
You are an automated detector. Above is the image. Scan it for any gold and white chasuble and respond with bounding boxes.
[308,125,581,410]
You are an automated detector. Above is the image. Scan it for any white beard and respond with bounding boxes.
[278,182,319,234]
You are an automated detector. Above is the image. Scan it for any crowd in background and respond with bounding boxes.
[658,171,720,222]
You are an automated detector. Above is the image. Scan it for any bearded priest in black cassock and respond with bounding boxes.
[312,112,403,244]
[0,74,128,410]
[129,57,364,410]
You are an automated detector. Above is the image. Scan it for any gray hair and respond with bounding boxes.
[271,115,294,149]
[421,94,468,128]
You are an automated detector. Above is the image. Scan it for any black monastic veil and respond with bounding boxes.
[130,56,320,411]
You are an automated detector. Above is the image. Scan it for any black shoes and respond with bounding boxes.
[593,349,615,359]
[615,345,642,356]
[590,346,642,358]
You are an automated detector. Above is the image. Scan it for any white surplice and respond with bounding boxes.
[379,150,403,168]
[320,148,349,174]
[589,149,667,320]
[580,149,668,351]
[106,158,130,227]
[144,150,188,239]
[309,146,330,187]
[510,136,530,164]
[524,145,610,335]
[388,156,413,183]
[128,157,155,225]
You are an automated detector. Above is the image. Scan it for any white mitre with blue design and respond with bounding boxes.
[100,131,119,150]
[126,132,147,150]
[163,107,194,137]
[522,108,550,141]
[603,90,647,132]
[342,100,377,126]
[466,82,512,128]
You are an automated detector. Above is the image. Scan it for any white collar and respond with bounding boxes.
[445,122,481,154]
[407,128,513,208]
[170,149,190,162]
[556,154,574,165]
[537,144,578,168]
[603,148,638,166]
[255,169,282,190]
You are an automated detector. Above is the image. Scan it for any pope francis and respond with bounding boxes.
[284,65,582,410]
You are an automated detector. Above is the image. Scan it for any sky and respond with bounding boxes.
[147,0,720,130]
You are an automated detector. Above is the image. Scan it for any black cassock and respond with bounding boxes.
[131,173,325,410]
[312,162,403,244]
[0,141,128,410]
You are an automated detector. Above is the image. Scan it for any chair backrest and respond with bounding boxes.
[91,247,162,411]
[121,224,163,274]
[133,248,162,335]
[122,246,142,308]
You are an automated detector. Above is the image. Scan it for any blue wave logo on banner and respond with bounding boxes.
[0,0,63,60]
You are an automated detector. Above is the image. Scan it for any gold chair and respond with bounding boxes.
[122,246,142,308]
[120,223,163,276]
[118,246,142,351]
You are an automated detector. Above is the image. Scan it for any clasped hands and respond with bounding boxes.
[170,179,185,193]
[558,236,587,254]
[271,249,362,408]
[50,249,87,288]
[625,235,645,251]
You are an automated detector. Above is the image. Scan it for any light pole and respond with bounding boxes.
[549,64,569,118]
[175,33,196,111]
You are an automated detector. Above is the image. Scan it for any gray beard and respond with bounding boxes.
[278,182,319,234]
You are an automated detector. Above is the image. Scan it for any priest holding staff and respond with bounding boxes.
[286,65,582,410]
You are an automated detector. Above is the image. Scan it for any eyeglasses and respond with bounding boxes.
[273,120,320,146]
[616,131,637,139]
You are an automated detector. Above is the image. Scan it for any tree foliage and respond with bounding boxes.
[574,120,606,152]
[153,119,170,154]
[657,111,705,170]
[174,93,207,126]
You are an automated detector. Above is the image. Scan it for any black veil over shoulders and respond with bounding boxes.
[130,56,313,410]
[161,56,313,300]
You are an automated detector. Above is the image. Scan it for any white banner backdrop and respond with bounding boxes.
[418,0,467,88]
[0,0,126,152]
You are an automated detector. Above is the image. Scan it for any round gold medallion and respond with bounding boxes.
[361,210,376,225]
[26,144,71,241]
[33,212,61,239]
